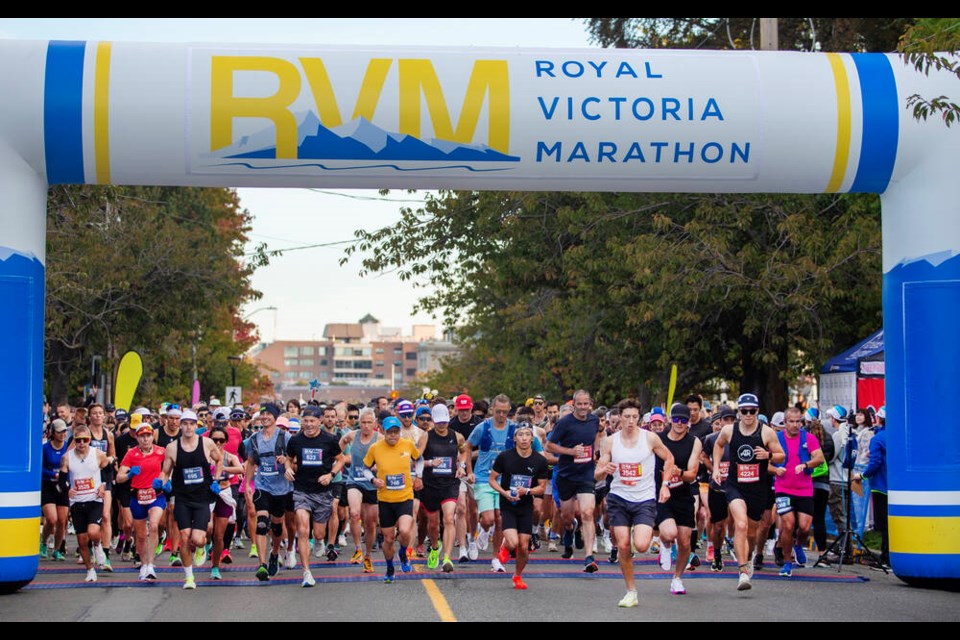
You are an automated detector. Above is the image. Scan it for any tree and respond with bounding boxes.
[898,18,960,126]
[45,186,270,407]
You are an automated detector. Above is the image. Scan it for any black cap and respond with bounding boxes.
[670,403,691,420]
[105,403,116,412]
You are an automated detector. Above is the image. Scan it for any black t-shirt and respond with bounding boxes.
[114,432,137,481]
[450,415,481,442]
[286,430,341,494]
[156,427,181,449]
[688,418,712,482]
[704,431,730,490]
[548,413,600,482]
[492,449,550,510]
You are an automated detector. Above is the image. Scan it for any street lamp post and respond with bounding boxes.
[228,355,242,387]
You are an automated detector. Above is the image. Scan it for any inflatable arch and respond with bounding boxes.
[0,41,957,591]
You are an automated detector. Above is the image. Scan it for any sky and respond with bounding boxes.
[1,18,596,343]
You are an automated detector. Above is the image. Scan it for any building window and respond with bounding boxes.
[284,347,298,357]
[375,348,384,355]
[318,372,328,380]
[376,361,384,367]
[284,371,298,380]
[300,347,314,356]
[393,361,402,367]
[375,373,385,379]
[284,359,298,367]
[319,359,328,367]
[394,348,402,355]
[405,352,417,361]
[299,359,314,367]
[270,372,280,380]
[406,368,416,377]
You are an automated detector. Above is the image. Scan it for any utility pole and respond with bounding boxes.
[760,18,779,51]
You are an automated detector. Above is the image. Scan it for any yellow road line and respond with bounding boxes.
[423,579,457,622]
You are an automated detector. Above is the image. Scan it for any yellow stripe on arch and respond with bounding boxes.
[825,53,852,193]
[94,41,112,184]
[890,516,960,555]
[0,517,41,558]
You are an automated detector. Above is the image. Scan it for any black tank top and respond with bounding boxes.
[172,438,213,503]
[727,422,768,491]
[89,426,114,482]
[422,428,460,487]
[656,431,696,499]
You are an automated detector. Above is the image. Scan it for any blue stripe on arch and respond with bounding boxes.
[892,553,960,581]
[44,41,86,185]
[890,504,960,518]
[0,506,40,520]
[0,556,38,585]
[850,54,899,194]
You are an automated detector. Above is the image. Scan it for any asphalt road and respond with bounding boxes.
[2,545,959,621]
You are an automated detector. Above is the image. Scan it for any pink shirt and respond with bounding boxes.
[774,431,820,498]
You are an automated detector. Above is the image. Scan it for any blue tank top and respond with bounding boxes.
[346,433,377,491]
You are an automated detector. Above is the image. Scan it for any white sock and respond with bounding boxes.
[184,566,194,579]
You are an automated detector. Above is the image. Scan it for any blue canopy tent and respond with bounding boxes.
[820,329,885,411]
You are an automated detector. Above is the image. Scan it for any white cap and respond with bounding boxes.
[133,407,151,416]
[180,409,198,422]
[431,404,450,424]
[771,411,786,428]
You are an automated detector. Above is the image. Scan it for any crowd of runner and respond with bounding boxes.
[40,390,889,605]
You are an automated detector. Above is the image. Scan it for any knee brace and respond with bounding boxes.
[255,515,269,536]
[271,522,283,538]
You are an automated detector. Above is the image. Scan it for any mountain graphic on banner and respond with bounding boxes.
[228,113,520,163]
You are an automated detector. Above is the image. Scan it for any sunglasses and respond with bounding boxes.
[417,416,432,421]
[74,438,91,443]
[211,438,226,444]
[348,415,359,420]
[672,417,689,424]
[740,408,758,415]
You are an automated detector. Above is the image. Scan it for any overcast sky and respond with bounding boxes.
[2,18,595,342]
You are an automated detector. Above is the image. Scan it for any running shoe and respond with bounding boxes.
[650,539,660,554]
[497,543,511,566]
[706,543,715,562]
[84,568,97,583]
[156,541,164,557]
[468,540,479,561]
[737,571,752,591]
[326,546,339,562]
[477,527,491,551]
[530,533,541,552]
[194,546,207,568]
[210,567,222,580]
[459,548,471,564]
[138,565,148,582]
[302,570,316,588]
[133,553,142,568]
[416,544,426,558]
[574,525,584,550]
[548,540,558,553]
[284,551,297,570]
[52,550,65,562]
[711,557,724,572]
[659,544,672,571]
[363,557,375,573]
[249,543,259,558]
[608,547,619,564]
[561,546,574,560]
[256,564,270,581]
[773,546,784,567]
[170,552,182,567]
[602,532,612,553]
[221,549,233,565]
[754,552,764,571]
[122,549,135,562]
[268,554,280,577]
[183,576,196,590]
[779,561,793,577]
[747,554,756,579]
[101,556,113,572]
[39,543,48,559]
[724,536,735,557]
[583,558,599,574]
[794,544,807,568]
[384,564,396,583]
[687,553,701,570]
[442,558,454,573]
[618,590,639,608]
[233,537,245,550]
[111,536,120,552]
[490,558,506,573]
[670,577,686,595]
[338,533,348,548]
[428,546,441,570]
[114,535,124,554]
[145,565,157,581]
[671,544,677,565]
[350,548,363,565]
[512,575,528,590]
[94,544,106,567]
[400,556,413,573]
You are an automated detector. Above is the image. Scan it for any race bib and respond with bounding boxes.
[618,462,641,486]
[667,469,684,489]
[260,456,278,477]
[73,477,95,493]
[352,466,370,481]
[137,488,157,505]
[385,474,406,491]
[575,445,593,464]
[301,448,322,467]
[776,495,793,516]
[182,466,204,485]
[510,474,533,490]
[718,461,730,480]
[737,463,760,484]
[433,457,454,476]
[90,440,108,453]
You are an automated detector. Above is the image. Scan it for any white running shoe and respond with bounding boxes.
[145,565,158,581]
[138,565,148,582]
[659,544,672,571]
[284,551,297,570]
[618,591,639,608]
[747,553,756,579]
[337,533,347,548]
[85,568,97,583]
[302,570,316,588]
[193,546,207,568]
[737,572,752,591]
[670,577,686,595]
[94,544,106,567]
[477,527,491,551]
[468,540,479,561]
[603,532,612,554]
[490,558,506,573]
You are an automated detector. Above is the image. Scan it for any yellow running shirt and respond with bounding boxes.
[363,438,421,503]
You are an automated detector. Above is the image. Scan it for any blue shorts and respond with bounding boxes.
[130,494,167,521]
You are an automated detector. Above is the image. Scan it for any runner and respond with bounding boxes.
[546,389,603,573]
[243,403,293,582]
[112,410,137,562]
[207,425,245,581]
[363,416,422,583]
[319,405,347,563]
[712,393,785,591]
[41,419,70,561]
[417,403,467,573]
[162,409,223,589]
[60,425,111,583]
[489,422,550,590]
[653,403,703,595]
[85,404,117,572]
[770,407,824,577]
[156,405,183,566]
[284,405,345,587]
[449,394,481,563]
[340,407,383,573]
[702,405,737,572]
[117,422,167,581]
[595,398,675,607]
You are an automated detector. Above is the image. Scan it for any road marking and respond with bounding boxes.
[422,579,456,622]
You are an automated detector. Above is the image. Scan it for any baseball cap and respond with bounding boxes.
[213,407,231,422]
[276,417,291,431]
[415,406,432,419]
[515,420,534,434]
[105,403,116,412]
[51,419,68,433]
[826,405,847,421]
[133,407,151,416]
[300,405,322,419]
[259,403,281,419]
[136,422,154,435]
[670,403,691,420]
[130,414,143,428]
[287,418,301,434]
[758,414,769,425]
[383,416,402,431]
[180,409,198,422]
[737,393,760,409]
[166,406,183,418]
[717,406,737,420]
[396,400,415,416]
[650,407,666,423]
[771,411,786,428]
[114,409,129,422]
[454,395,473,411]
[877,406,886,420]
[431,404,450,424]
[209,397,222,407]
[805,407,820,421]
[229,408,246,420]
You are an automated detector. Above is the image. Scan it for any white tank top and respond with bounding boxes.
[609,430,656,503]
[67,448,103,505]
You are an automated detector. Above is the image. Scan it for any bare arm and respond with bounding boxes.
[595,437,616,481]
[648,432,675,503]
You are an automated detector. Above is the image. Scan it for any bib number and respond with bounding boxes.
[90,440,108,453]
[260,456,278,477]
[385,474,406,491]
[182,466,204,485]
[510,474,533,490]
[618,463,641,486]
[718,461,730,480]
[137,488,157,505]
[433,457,453,476]
[737,463,760,484]
[667,469,684,489]
[776,496,793,516]
[73,477,95,493]
[301,448,322,467]
[575,445,593,464]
